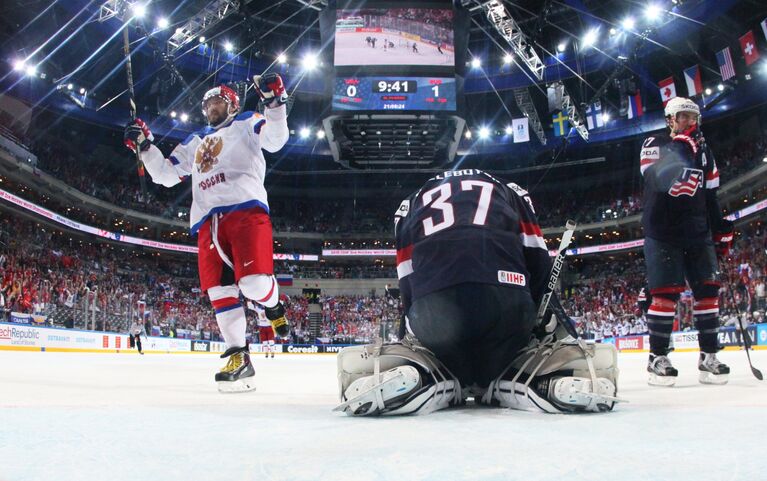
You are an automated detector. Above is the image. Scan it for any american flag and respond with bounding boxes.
[716,47,736,81]
[669,168,702,197]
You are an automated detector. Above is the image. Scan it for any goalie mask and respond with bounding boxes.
[201,85,240,126]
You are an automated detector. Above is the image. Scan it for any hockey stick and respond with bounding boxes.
[536,219,577,332]
[726,284,763,380]
[122,25,148,204]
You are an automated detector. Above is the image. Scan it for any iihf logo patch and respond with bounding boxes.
[498,270,526,286]
[668,168,702,197]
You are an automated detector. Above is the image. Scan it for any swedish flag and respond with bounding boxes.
[552,111,570,137]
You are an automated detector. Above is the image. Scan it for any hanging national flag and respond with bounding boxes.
[512,117,529,143]
[683,65,703,96]
[716,47,736,80]
[739,30,760,66]
[552,111,569,137]
[658,77,676,106]
[761,18,767,42]
[627,93,644,119]
[585,101,604,130]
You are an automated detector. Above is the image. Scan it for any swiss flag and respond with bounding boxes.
[739,30,760,66]
[658,77,676,106]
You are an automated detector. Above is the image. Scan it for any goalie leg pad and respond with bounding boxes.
[485,339,621,413]
[335,342,462,416]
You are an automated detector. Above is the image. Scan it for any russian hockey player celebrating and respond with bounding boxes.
[123,75,291,393]
[639,97,733,386]
[335,169,619,416]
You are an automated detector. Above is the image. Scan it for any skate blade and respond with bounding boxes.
[699,371,729,385]
[648,373,677,387]
[217,378,257,393]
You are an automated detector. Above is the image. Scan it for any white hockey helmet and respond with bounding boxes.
[664,97,700,119]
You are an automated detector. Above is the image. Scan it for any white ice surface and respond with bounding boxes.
[1,349,766,481]
[335,32,454,66]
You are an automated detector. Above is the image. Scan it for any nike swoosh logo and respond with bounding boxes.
[244,261,254,266]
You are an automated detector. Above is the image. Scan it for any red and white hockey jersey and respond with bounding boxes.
[141,105,289,234]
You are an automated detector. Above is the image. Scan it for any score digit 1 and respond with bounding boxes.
[431,84,440,97]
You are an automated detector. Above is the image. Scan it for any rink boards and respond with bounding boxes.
[1,321,766,354]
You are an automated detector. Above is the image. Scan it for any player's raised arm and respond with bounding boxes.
[123,119,189,187]
[253,73,290,153]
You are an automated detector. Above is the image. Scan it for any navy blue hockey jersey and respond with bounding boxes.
[640,134,721,244]
[394,169,551,312]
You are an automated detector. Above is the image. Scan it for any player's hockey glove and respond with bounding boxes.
[713,219,734,258]
[672,125,704,155]
[124,118,154,153]
[253,73,288,108]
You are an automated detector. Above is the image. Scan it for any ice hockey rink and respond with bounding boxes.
[334,32,454,66]
[1,349,765,481]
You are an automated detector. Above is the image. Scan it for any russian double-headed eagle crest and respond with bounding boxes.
[195,136,223,173]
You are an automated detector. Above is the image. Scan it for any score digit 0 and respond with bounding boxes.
[346,85,357,97]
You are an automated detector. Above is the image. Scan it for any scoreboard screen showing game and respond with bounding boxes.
[332,76,456,111]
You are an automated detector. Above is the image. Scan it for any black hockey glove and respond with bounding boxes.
[713,219,734,259]
[253,73,288,108]
[124,118,153,153]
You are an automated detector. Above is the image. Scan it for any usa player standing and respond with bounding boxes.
[639,97,733,386]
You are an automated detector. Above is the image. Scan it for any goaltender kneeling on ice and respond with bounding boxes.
[334,169,622,416]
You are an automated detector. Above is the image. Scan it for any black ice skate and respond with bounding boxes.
[265,302,290,337]
[648,354,678,387]
[215,345,256,393]
[698,352,730,385]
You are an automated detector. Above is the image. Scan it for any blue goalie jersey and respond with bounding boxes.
[394,169,552,312]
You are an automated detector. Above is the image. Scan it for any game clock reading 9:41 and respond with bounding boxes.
[373,80,417,93]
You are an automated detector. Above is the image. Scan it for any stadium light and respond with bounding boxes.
[277,53,287,64]
[609,27,617,36]
[717,83,724,91]
[602,112,610,123]
[471,58,481,69]
[582,29,598,48]
[505,125,513,135]
[157,17,169,29]
[478,126,490,139]
[300,127,311,138]
[25,64,37,77]
[465,130,472,139]
[503,53,513,64]
[557,42,567,53]
[645,4,662,21]
[131,3,147,19]
[705,88,712,95]
[224,41,234,52]
[303,53,319,70]
[316,130,325,139]
[199,36,206,43]
[66,83,73,90]
[170,111,177,118]
[79,87,86,95]
[622,17,635,30]
[12,59,25,72]
[763,156,767,163]
[180,112,189,122]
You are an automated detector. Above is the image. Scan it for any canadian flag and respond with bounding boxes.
[658,77,677,106]
[739,30,760,66]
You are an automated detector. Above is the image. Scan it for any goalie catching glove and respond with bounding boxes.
[253,73,288,108]
[124,118,153,153]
